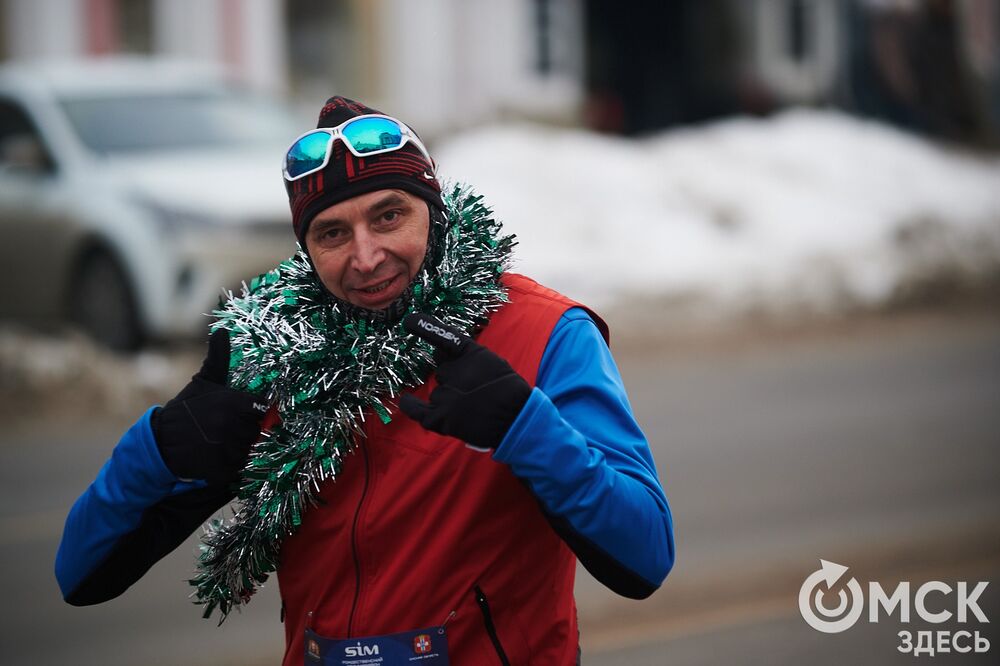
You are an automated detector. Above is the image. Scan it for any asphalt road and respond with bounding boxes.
[1,310,998,665]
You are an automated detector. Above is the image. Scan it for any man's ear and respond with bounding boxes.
[423,202,445,264]
[297,231,319,284]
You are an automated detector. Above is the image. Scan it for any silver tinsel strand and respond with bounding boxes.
[189,183,515,621]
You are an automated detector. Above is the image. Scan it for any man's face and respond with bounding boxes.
[304,189,430,310]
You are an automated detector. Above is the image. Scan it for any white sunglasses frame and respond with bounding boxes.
[282,113,435,182]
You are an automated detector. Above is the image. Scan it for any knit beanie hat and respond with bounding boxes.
[285,96,445,244]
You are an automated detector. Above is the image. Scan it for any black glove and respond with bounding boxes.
[151,329,268,485]
[399,313,531,450]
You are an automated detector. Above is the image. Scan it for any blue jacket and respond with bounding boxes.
[56,308,675,603]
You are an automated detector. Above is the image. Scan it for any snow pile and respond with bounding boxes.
[4,111,999,411]
[0,327,195,418]
[436,109,1000,315]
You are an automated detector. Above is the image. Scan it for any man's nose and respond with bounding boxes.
[350,227,386,274]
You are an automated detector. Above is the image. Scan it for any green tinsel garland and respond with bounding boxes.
[189,183,515,621]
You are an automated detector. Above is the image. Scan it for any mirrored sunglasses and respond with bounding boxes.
[283,114,434,181]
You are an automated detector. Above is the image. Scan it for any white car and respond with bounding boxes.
[0,58,300,350]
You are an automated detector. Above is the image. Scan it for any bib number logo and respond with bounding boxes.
[345,642,380,657]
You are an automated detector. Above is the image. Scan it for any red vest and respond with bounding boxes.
[277,273,607,665]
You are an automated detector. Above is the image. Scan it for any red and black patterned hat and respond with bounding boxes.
[286,96,445,244]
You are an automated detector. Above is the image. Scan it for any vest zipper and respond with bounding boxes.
[346,439,371,638]
[474,585,511,666]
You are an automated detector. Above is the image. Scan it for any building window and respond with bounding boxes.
[119,0,153,54]
[285,0,363,99]
[788,0,808,62]
[535,0,552,75]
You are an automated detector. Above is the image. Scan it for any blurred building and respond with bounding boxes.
[1,0,997,144]
[585,0,999,145]
[0,0,583,138]
[0,0,286,95]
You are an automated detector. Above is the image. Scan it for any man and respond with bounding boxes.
[56,97,674,665]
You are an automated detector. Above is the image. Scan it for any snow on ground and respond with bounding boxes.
[4,110,999,411]
[436,108,1000,315]
[0,326,196,419]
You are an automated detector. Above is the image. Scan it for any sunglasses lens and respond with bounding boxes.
[285,131,331,178]
[341,117,404,154]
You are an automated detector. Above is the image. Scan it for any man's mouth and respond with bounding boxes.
[361,278,394,294]
[349,274,404,307]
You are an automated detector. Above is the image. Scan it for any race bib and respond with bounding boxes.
[304,626,449,665]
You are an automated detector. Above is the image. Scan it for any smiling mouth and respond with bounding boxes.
[359,277,395,294]
[361,280,392,294]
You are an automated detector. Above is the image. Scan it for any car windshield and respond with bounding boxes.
[59,89,297,155]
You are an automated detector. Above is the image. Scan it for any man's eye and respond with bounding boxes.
[380,210,400,223]
[317,228,345,243]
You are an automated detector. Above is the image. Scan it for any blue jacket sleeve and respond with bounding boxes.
[492,308,675,599]
[55,407,215,604]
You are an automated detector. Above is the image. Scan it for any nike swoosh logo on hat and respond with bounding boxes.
[422,171,435,180]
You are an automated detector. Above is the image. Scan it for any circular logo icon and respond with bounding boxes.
[799,560,865,633]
